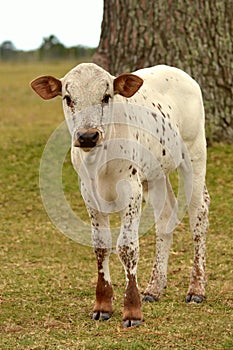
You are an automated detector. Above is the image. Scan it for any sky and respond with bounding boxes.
[0,0,103,51]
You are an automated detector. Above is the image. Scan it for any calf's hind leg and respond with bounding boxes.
[186,184,210,303]
[143,177,176,301]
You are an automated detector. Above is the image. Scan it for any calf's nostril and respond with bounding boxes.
[77,131,86,144]
[91,131,99,143]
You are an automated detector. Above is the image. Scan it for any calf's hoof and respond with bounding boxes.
[92,311,112,321]
[186,294,205,303]
[142,294,159,302]
[123,319,143,328]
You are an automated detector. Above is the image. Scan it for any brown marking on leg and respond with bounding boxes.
[93,248,113,320]
[123,273,143,321]
[117,244,143,326]
[94,271,113,315]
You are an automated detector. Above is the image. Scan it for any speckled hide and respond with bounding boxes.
[31,63,210,328]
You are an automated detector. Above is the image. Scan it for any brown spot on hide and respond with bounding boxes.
[152,112,157,120]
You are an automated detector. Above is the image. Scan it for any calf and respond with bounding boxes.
[31,63,210,327]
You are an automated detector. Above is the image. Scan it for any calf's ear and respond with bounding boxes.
[114,73,143,98]
[30,76,62,100]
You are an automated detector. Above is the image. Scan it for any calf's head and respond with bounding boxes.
[31,63,143,151]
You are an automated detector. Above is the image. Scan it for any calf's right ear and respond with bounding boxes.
[30,76,62,100]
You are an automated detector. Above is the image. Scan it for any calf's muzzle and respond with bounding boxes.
[73,128,101,149]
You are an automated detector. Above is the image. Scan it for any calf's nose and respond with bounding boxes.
[74,129,100,148]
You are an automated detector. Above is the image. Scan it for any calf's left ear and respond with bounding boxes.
[114,73,143,98]
[30,75,62,100]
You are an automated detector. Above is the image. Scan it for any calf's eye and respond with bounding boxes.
[102,94,111,104]
[64,95,73,107]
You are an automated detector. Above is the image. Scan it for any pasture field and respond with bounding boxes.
[0,61,232,349]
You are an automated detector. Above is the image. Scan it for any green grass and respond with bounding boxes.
[0,62,232,349]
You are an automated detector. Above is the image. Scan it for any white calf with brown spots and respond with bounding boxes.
[31,63,210,327]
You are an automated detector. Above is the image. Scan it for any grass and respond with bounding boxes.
[0,61,232,349]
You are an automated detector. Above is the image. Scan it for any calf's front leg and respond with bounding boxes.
[93,247,114,320]
[88,208,114,321]
[117,186,143,328]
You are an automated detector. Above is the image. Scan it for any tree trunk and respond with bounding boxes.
[93,0,233,144]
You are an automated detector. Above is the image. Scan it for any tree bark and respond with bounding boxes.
[93,0,233,144]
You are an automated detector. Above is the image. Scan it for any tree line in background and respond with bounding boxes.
[0,35,95,61]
